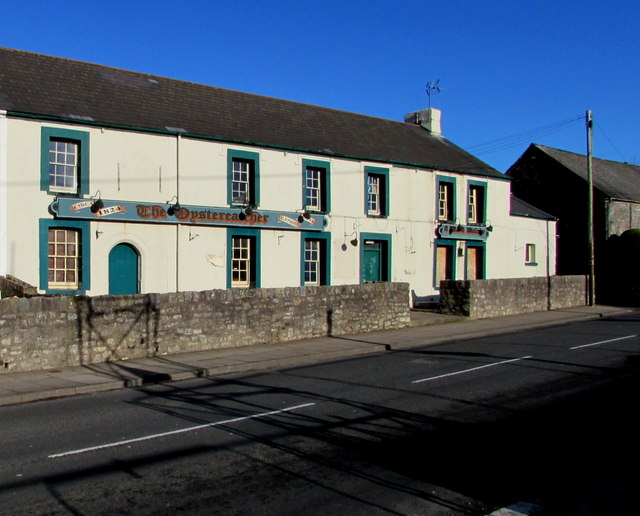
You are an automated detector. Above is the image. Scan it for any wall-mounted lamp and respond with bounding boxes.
[91,198,104,213]
[297,210,312,223]
[90,190,104,213]
[350,238,358,247]
[166,195,180,216]
[168,202,181,216]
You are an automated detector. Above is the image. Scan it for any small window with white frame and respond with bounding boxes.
[302,159,330,213]
[437,178,455,222]
[231,158,251,205]
[467,183,486,225]
[49,139,79,193]
[231,235,252,288]
[365,167,389,218]
[304,239,321,286]
[305,166,322,211]
[525,243,537,265]
[367,175,380,216]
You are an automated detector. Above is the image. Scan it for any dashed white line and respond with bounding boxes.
[48,402,316,459]
[412,355,532,384]
[569,334,637,349]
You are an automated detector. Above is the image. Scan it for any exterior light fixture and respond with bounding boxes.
[168,202,181,216]
[90,190,104,213]
[350,238,358,247]
[166,195,180,216]
[91,198,104,213]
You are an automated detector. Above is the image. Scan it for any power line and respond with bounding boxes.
[466,114,584,157]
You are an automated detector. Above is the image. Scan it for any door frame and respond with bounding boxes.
[108,242,140,295]
[359,232,391,283]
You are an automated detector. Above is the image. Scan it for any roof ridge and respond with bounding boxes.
[534,143,640,169]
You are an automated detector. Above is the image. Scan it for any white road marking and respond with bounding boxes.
[569,334,637,349]
[48,402,316,459]
[412,356,532,384]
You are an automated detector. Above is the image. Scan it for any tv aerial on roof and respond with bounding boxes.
[426,79,445,108]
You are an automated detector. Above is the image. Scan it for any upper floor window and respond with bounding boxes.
[437,177,456,222]
[467,182,487,225]
[365,166,389,218]
[302,159,330,213]
[41,127,90,196]
[49,140,78,193]
[227,149,260,206]
[231,159,252,204]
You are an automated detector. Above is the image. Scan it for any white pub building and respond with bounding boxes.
[0,48,556,304]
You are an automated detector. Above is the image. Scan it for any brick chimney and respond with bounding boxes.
[404,107,442,136]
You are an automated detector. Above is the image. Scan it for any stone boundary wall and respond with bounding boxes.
[0,275,37,298]
[0,282,410,375]
[439,275,587,319]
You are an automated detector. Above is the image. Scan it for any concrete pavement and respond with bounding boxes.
[0,304,635,407]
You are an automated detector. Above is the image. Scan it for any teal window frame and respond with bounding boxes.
[226,227,261,288]
[227,149,260,206]
[359,232,392,284]
[39,219,91,294]
[302,158,331,213]
[465,241,486,280]
[467,180,487,225]
[300,231,331,286]
[433,238,457,289]
[364,166,390,218]
[436,175,456,222]
[41,127,90,196]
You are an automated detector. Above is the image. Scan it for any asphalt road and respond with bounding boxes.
[1,312,639,515]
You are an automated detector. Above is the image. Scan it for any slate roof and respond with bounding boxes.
[0,47,503,178]
[531,144,640,202]
[510,195,557,220]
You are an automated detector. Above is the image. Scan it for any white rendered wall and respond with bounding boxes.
[4,117,556,298]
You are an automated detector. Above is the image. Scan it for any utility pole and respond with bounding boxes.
[586,110,595,306]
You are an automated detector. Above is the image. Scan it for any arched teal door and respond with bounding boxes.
[109,243,140,295]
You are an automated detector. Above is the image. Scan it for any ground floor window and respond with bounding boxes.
[39,219,90,294]
[227,228,260,288]
[304,239,321,285]
[48,228,80,289]
[301,232,331,286]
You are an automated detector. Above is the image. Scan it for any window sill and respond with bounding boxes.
[525,262,538,267]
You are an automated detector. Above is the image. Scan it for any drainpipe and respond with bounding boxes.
[175,133,181,292]
[0,110,7,277]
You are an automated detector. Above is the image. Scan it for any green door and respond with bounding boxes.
[109,244,140,295]
[362,241,382,283]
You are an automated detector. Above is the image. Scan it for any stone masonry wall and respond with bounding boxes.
[0,282,410,374]
[440,275,587,319]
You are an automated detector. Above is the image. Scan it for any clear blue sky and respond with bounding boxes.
[2,0,638,172]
